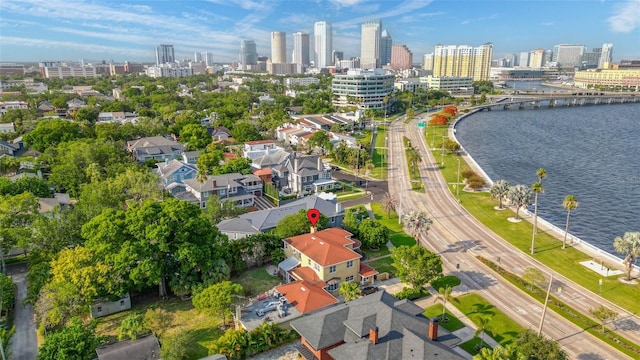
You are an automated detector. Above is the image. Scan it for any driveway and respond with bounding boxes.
[7,262,37,360]
[332,170,388,208]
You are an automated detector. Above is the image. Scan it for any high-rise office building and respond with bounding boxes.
[332,50,344,66]
[553,44,586,68]
[293,32,310,66]
[314,21,332,68]
[582,48,602,68]
[271,32,287,64]
[529,49,545,68]
[504,53,518,67]
[390,44,412,70]
[519,51,530,67]
[360,19,382,69]
[194,51,214,66]
[380,30,392,66]
[240,40,258,70]
[156,44,175,65]
[599,43,613,69]
[432,43,493,81]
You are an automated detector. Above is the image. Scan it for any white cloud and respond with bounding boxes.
[400,11,446,23]
[0,36,150,57]
[607,0,640,32]
[329,0,367,8]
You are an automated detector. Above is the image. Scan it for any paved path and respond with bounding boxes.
[7,262,37,360]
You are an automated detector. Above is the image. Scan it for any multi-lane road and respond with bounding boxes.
[386,115,639,359]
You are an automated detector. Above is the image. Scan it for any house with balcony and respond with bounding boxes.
[277,228,378,309]
[181,172,262,208]
[271,153,335,195]
[126,136,184,163]
[243,139,284,160]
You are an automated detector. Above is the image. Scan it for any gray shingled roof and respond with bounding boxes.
[155,159,197,177]
[96,334,161,360]
[291,291,464,360]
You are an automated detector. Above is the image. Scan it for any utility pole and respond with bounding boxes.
[456,158,461,196]
[538,273,554,336]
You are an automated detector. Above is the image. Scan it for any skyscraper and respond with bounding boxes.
[293,32,310,66]
[553,44,586,68]
[529,49,545,68]
[314,21,332,68]
[599,43,613,69]
[240,40,258,70]
[390,44,412,70]
[519,51,530,67]
[271,32,287,64]
[156,44,175,65]
[432,43,493,81]
[380,30,392,66]
[360,19,382,69]
[423,53,434,71]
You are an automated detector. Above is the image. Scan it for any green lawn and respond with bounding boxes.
[367,256,395,277]
[459,337,486,356]
[370,202,417,247]
[370,126,388,179]
[454,293,523,346]
[233,268,281,297]
[423,304,466,332]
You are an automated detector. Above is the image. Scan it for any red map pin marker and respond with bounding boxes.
[307,208,321,227]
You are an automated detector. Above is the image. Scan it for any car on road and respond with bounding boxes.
[360,286,378,296]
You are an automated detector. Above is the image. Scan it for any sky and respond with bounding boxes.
[0,0,639,64]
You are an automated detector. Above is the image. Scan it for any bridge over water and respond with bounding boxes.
[474,94,639,111]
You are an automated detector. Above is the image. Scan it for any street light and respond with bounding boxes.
[441,135,446,167]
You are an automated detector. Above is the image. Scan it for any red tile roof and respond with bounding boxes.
[252,168,272,176]
[286,228,361,267]
[291,267,326,287]
[359,263,379,278]
[276,280,338,314]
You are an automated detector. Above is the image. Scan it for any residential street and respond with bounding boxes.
[387,114,636,359]
[7,262,37,360]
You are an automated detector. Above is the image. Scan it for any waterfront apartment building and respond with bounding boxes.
[360,19,382,69]
[293,32,310,66]
[390,44,412,70]
[432,43,493,81]
[553,44,585,68]
[331,69,394,111]
[314,21,332,68]
[39,62,98,79]
[599,43,614,69]
[156,44,175,65]
[380,30,392,66]
[573,68,640,91]
[240,40,258,70]
[420,76,473,95]
[271,32,287,64]
[529,49,545,68]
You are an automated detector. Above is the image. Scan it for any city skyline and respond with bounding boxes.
[0,0,638,64]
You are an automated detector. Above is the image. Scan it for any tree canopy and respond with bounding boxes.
[275,209,329,238]
[390,245,442,289]
[37,318,105,360]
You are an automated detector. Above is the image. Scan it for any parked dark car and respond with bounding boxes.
[360,286,378,296]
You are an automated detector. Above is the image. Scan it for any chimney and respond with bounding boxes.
[369,327,379,344]
[429,319,439,341]
[294,155,299,173]
[317,156,321,170]
[310,226,315,233]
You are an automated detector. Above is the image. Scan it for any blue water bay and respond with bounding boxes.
[456,101,640,254]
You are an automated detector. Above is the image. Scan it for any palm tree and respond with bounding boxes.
[613,232,640,281]
[402,210,432,242]
[562,195,579,249]
[474,316,492,350]
[507,184,532,220]
[530,181,544,255]
[434,286,455,321]
[474,344,510,360]
[536,167,547,182]
[406,145,422,178]
[381,192,398,219]
[489,180,510,209]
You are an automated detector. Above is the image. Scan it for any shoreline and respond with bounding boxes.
[449,110,638,276]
